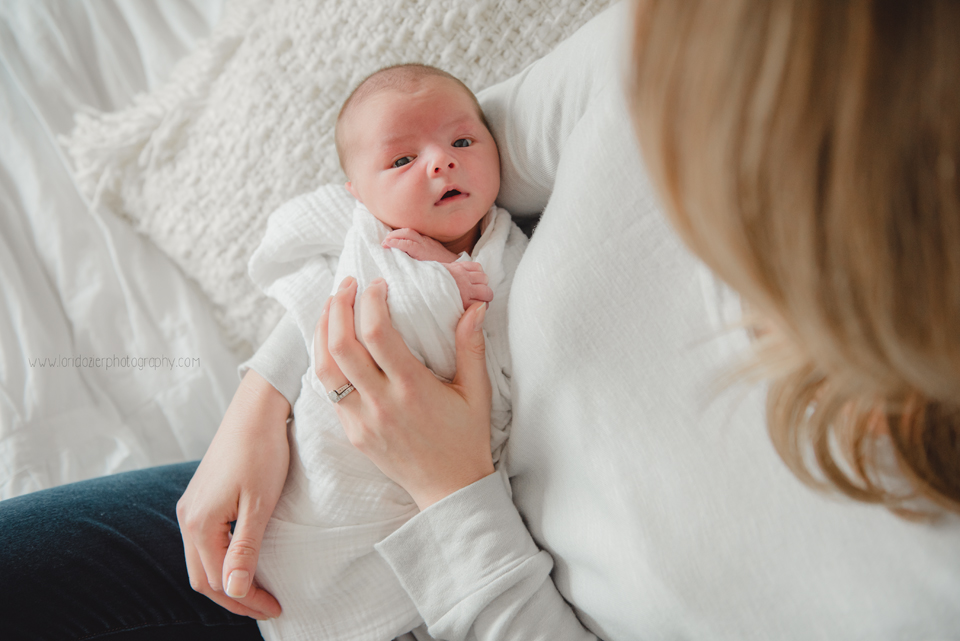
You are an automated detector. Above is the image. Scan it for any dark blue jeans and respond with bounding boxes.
[0,462,264,640]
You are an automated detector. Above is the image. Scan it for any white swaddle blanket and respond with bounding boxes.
[246,184,528,641]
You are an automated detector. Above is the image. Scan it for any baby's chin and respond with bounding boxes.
[452,198,495,224]
[442,207,492,237]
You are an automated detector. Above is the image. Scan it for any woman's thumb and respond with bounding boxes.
[453,303,490,396]
[222,498,267,599]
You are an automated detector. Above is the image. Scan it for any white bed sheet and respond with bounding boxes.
[0,0,239,499]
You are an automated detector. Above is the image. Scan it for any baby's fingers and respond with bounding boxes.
[388,234,461,263]
[470,284,494,304]
[382,229,420,247]
[383,228,424,243]
[383,229,422,252]
[468,270,489,286]
[382,237,416,254]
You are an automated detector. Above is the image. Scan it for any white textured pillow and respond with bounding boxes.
[65,0,618,355]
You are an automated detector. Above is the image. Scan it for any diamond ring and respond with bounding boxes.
[327,382,356,404]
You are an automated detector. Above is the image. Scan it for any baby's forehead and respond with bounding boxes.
[346,83,479,136]
[359,78,473,115]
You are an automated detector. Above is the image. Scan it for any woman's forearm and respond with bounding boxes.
[377,473,598,641]
[226,369,292,435]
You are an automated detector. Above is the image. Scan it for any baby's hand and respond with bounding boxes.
[382,228,460,263]
[443,262,493,310]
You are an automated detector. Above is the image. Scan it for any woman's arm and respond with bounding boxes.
[316,278,598,639]
[175,368,289,621]
[376,473,598,641]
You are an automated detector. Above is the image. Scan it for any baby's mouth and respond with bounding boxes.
[436,188,467,205]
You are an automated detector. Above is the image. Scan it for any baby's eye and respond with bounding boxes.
[393,156,414,168]
[452,139,472,148]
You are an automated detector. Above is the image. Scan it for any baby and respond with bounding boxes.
[249,64,529,641]
[340,64,501,313]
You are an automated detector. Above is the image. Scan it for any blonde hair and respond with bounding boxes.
[335,63,489,177]
[629,0,960,514]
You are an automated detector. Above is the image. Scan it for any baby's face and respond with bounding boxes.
[342,77,500,250]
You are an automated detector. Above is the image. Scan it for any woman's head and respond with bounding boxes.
[628,0,960,513]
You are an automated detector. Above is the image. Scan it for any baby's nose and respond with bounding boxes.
[433,160,455,173]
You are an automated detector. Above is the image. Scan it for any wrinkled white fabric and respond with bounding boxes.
[246,185,527,641]
[0,0,236,500]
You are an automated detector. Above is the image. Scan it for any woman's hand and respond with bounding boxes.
[315,276,495,510]
[176,370,289,620]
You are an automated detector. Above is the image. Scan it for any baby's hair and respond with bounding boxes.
[335,63,490,176]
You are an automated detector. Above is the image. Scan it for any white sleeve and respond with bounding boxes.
[375,473,599,641]
[237,311,307,411]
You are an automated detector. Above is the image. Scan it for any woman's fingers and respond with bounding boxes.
[222,496,269,599]
[325,277,493,389]
[182,532,273,620]
[313,297,349,392]
[452,302,492,403]
[315,290,363,410]
[326,277,384,393]
[359,279,423,379]
[180,505,230,593]
[221,495,282,617]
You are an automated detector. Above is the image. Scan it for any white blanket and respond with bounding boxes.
[247,185,527,641]
[0,0,237,500]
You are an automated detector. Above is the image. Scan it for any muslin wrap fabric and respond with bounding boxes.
[246,184,527,640]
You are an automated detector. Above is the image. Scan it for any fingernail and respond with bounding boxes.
[338,277,354,291]
[225,570,250,598]
[473,303,487,332]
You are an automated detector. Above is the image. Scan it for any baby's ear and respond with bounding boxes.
[345,181,362,203]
